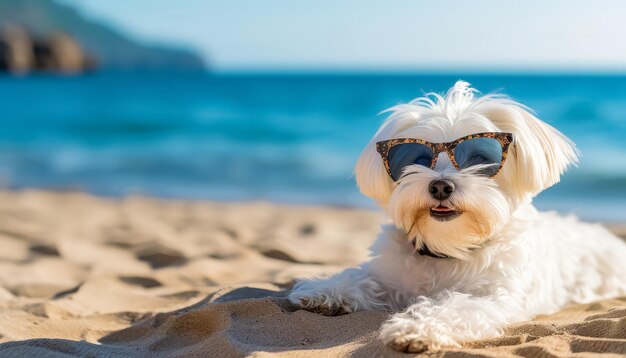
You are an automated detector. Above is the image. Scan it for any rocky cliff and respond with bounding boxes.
[0,0,206,73]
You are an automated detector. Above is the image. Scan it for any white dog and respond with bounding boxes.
[288,81,626,353]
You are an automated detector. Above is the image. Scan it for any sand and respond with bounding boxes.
[0,190,624,357]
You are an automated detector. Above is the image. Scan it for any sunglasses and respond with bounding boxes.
[376,132,514,181]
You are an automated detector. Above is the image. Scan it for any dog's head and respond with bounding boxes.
[355,81,579,259]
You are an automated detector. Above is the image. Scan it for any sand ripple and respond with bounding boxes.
[0,190,623,357]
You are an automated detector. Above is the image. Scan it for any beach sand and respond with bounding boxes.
[0,190,624,357]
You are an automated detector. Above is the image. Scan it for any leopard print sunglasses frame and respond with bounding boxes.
[376,132,514,180]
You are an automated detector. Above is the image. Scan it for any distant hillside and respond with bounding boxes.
[0,0,206,70]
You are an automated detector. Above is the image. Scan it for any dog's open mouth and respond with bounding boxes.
[429,205,462,221]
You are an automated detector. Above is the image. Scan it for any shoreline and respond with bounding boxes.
[3,187,625,224]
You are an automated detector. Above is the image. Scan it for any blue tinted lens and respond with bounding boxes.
[387,143,434,181]
[453,137,503,176]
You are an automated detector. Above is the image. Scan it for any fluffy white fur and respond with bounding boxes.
[288,81,626,353]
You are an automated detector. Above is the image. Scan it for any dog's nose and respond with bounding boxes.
[428,179,455,200]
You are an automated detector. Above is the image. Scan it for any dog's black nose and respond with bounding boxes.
[428,179,455,200]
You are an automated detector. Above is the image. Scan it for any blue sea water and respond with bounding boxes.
[0,72,625,221]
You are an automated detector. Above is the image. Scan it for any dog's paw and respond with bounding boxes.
[288,291,354,316]
[380,316,456,353]
[287,282,357,316]
[299,297,351,316]
[387,334,430,354]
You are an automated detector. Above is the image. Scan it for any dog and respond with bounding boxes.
[288,81,626,353]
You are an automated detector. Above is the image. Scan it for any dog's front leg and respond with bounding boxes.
[381,291,525,353]
[288,264,386,315]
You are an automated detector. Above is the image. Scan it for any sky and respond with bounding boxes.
[60,0,626,73]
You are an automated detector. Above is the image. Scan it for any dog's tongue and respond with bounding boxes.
[432,205,454,213]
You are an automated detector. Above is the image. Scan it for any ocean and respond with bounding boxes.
[0,72,625,221]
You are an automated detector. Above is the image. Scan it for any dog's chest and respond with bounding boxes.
[374,250,514,307]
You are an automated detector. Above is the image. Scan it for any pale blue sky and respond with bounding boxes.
[60,0,626,72]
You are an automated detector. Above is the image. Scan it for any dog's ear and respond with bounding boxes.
[354,138,394,203]
[484,102,579,197]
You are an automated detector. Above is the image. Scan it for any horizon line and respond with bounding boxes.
[213,69,626,76]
